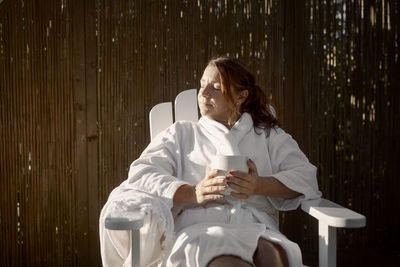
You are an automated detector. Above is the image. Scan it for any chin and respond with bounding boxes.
[199,107,212,115]
[200,110,211,117]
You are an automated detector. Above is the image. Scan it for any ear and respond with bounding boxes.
[238,90,249,103]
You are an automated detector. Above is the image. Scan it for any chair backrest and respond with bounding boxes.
[149,89,198,140]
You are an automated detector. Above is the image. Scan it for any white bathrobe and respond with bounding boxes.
[100,113,321,267]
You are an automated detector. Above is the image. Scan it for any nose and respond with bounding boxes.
[200,84,212,98]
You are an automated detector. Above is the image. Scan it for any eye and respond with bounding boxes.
[213,83,221,90]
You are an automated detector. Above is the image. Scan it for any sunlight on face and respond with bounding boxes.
[198,65,233,125]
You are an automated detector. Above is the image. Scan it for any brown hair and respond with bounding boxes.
[208,56,279,135]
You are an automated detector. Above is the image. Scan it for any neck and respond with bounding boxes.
[215,119,232,129]
[205,112,241,129]
[219,118,239,130]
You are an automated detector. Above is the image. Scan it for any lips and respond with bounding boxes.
[201,102,213,107]
[199,98,213,106]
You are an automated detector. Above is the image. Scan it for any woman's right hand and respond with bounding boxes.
[173,169,226,205]
[194,169,227,204]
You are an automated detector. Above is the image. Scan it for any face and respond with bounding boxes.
[198,65,233,125]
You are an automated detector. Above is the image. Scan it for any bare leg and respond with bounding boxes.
[208,255,252,267]
[253,238,289,267]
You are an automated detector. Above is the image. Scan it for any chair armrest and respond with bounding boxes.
[301,198,366,228]
[105,210,144,267]
[105,210,145,230]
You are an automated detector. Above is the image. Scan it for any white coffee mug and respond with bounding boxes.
[210,155,249,196]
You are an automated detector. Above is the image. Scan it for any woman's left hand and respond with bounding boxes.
[226,159,259,199]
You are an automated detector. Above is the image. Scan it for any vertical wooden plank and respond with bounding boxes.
[23,0,32,263]
[9,4,24,264]
[0,11,7,266]
[280,0,309,253]
[66,1,77,263]
[38,0,48,262]
[29,2,38,263]
[71,0,89,265]
[47,0,57,262]
[85,0,100,265]
[43,0,49,258]
[0,5,16,265]
[276,0,285,118]
[295,0,306,151]
[282,0,296,133]
[19,0,30,263]
[55,0,63,262]
[98,0,106,204]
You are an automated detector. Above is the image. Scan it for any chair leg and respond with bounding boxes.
[319,221,337,267]
[131,229,141,267]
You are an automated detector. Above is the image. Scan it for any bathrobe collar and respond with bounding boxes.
[198,113,254,155]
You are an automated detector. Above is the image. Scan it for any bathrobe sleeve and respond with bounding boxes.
[125,123,190,209]
[267,127,322,211]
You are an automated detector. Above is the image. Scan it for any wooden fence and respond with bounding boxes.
[0,0,399,266]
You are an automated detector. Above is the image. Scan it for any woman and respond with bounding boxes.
[100,57,321,267]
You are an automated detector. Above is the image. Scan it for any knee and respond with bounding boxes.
[258,239,281,255]
[208,255,252,267]
[253,239,288,267]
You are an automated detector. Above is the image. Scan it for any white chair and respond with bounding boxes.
[105,89,366,267]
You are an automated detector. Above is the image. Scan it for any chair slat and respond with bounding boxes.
[174,89,199,122]
[149,102,173,140]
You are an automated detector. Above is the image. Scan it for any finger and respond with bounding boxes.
[230,192,249,199]
[203,194,225,201]
[247,159,258,175]
[206,169,220,179]
[227,182,248,194]
[204,176,227,187]
[228,170,248,179]
[203,185,227,194]
[227,172,252,184]
[226,176,250,188]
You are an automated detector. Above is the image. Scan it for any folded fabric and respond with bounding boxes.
[100,188,175,267]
